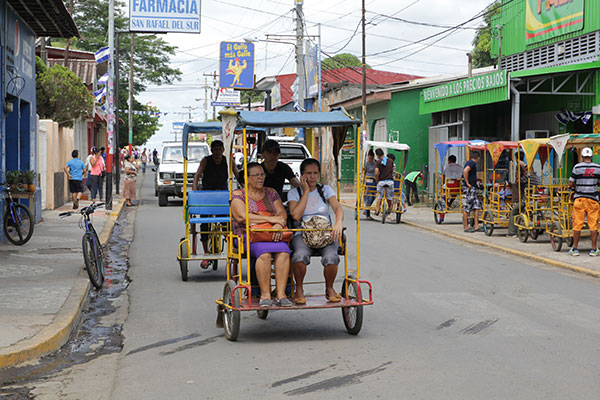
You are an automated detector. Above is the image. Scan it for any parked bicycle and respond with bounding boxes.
[59,203,105,289]
[1,183,34,245]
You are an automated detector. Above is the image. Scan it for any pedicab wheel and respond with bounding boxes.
[483,211,494,236]
[223,280,240,341]
[550,222,563,252]
[433,201,443,224]
[256,310,269,319]
[516,215,529,243]
[354,205,358,221]
[566,237,574,248]
[341,277,363,335]
[395,212,402,224]
[531,211,544,240]
[179,239,189,282]
[381,203,387,224]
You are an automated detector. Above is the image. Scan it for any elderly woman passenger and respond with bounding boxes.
[288,158,344,304]
[230,162,292,307]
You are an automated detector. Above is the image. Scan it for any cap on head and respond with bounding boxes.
[582,147,593,158]
[263,139,280,154]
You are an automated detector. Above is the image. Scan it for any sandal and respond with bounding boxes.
[325,293,341,303]
[293,296,307,305]
[200,260,211,269]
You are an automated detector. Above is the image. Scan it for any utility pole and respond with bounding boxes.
[203,71,218,120]
[105,0,115,210]
[295,0,305,143]
[361,0,367,143]
[204,77,208,121]
[114,31,121,194]
[128,33,134,155]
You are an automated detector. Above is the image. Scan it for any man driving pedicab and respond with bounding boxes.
[442,155,463,208]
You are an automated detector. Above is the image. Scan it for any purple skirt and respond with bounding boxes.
[234,238,290,258]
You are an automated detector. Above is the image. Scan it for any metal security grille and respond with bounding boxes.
[500,32,600,72]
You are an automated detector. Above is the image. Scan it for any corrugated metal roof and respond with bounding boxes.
[47,59,97,86]
[7,0,79,38]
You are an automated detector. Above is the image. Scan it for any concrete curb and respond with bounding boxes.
[339,200,600,280]
[0,198,126,370]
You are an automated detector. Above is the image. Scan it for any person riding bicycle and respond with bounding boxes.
[192,140,236,268]
[363,149,377,220]
[373,148,395,216]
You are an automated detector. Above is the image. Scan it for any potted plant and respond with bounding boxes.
[5,170,20,190]
[15,170,27,192]
[24,170,36,192]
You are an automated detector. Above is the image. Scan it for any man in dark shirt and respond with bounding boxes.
[261,139,300,201]
[373,148,395,215]
[462,152,482,232]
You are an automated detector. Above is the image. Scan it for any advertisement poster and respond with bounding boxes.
[219,42,255,89]
[305,45,319,97]
[525,0,584,44]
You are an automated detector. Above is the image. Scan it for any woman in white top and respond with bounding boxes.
[288,158,344,304]
[123,154,137,206]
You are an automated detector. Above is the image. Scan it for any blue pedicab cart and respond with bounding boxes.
[215,109,374,341]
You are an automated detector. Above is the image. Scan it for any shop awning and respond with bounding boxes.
[8,0,79,38]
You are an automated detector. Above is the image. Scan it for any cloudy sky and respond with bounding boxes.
[137,0,497,150]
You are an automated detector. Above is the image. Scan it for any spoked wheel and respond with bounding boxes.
[550,222,563,252]
[256,310,269,319]
[82,232,104,289]
[517,215,529,243]
[433,201,443,224]
[483,211,494,236]
[3,203,34,245]
[223,280,241,341]
[395,213,402,224]
[531,211,544,240]
[381,202,388,224]
[566,237,574,249]
[341,276,364,335]
[179,239,189,281]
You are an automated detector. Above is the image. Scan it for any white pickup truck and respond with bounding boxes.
[155,141,210,206]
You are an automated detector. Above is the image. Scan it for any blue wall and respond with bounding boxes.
[1,2,38,243]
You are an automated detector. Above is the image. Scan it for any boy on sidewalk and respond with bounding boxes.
[64,150,86,209]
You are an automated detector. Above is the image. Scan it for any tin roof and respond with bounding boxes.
[8,0,79,38]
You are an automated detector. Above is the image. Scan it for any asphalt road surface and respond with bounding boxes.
[110,176,600,399]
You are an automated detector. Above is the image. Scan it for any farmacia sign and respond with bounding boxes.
[130,0,201,33]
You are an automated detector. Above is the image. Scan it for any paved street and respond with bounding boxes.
[104,177,600,399]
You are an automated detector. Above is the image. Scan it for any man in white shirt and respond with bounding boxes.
[442,155,463,208]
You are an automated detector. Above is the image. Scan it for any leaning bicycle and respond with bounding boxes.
[1,183,34,245]
[59,203,105,289]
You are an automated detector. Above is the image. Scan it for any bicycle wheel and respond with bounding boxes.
[82,233,104,289]
[3,203,34,245]
[381,202,387,224]
[341,276,363,335]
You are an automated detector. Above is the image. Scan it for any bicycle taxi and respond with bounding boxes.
[480,141,521,236]
[545,134,600,251]
[512,138,554,242]
[357,140,410,224]
[177,122,261,281]
[215,109,373,341]
[431,140,486,224]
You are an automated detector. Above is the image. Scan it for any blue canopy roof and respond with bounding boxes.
[236,110,360,128]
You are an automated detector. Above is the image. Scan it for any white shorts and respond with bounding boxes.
[377,180,394,200]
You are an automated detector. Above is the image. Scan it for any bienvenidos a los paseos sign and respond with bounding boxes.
[130,0,201,33]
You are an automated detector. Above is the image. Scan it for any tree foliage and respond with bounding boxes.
[240,90,264,106]
[35,56,93,126]
[321,53,370,71]
[471,1,502,68]
[117,100,162,147]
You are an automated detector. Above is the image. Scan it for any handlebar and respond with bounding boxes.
[59,202,104,218]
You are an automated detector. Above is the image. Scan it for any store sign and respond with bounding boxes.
[525,0,584,44]
[211,88,241,107]
[130,0,201,33]
[423,70,507,103]
[219,41,255,89]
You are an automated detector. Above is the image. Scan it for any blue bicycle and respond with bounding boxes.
[2,183,34,245]
[60,203,105,289]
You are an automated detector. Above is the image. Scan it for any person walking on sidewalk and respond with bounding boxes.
[98,147,106,201]
[404,170,423,206]
[64,150,86,209]
[123,155,137,207]
[462,152,482,233]
[141,148,148,174]
[567,147,600,256]
[88,148,104,202]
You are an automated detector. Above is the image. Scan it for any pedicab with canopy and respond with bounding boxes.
[432,140,487,224]
[176,122,263,281]
[480,141,522,236]
[215,109,373,341]
[545,134,600,251]
[512,138,555,242]
[357,140,410,224]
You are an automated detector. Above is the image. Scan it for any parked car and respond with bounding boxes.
[155,141,210,207]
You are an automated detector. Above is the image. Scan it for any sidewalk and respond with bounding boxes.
[339,192,600,278]
[0,188,125,370]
